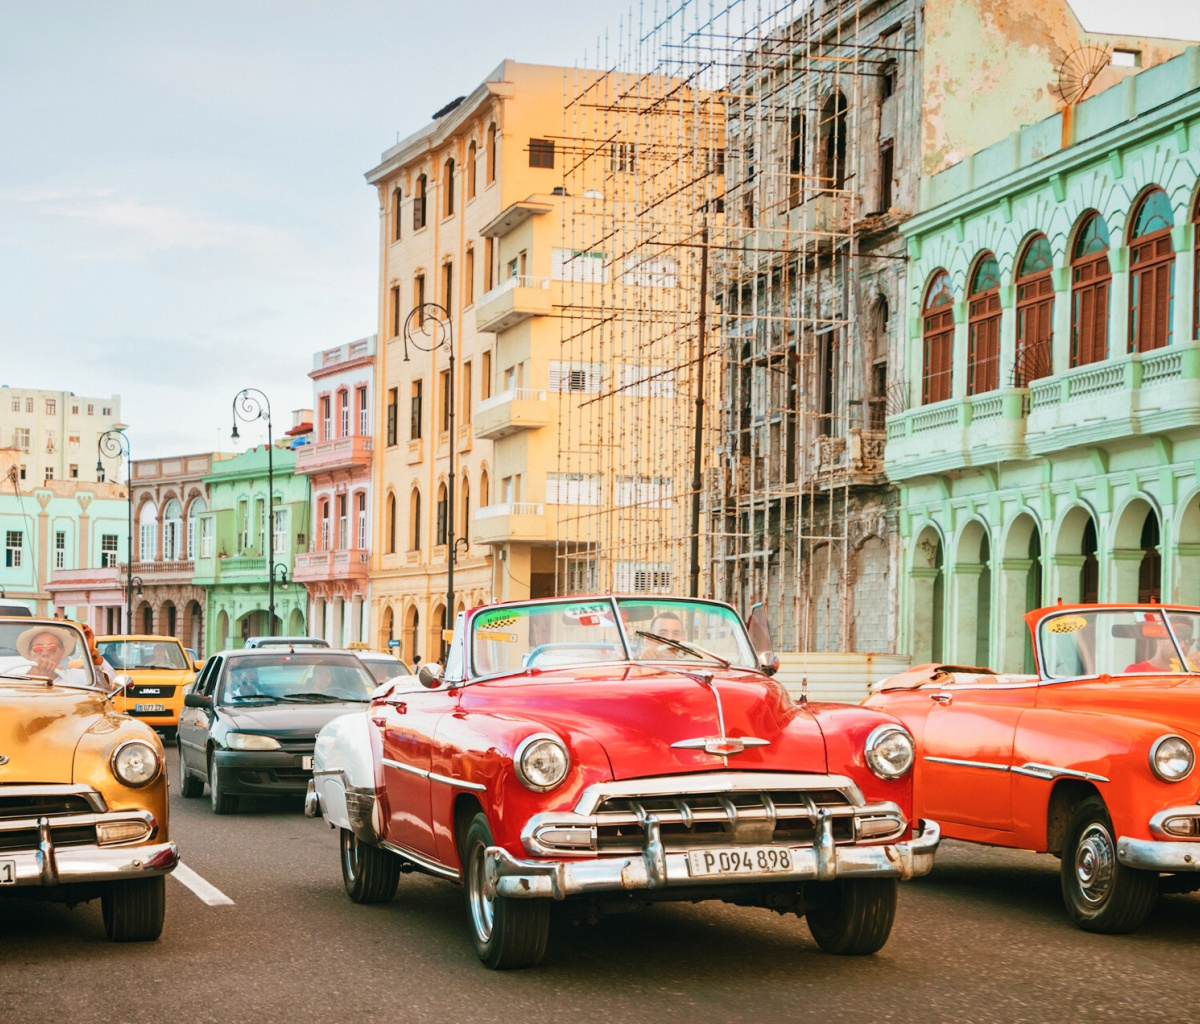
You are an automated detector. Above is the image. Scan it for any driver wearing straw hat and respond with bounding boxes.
[16,625,91,685]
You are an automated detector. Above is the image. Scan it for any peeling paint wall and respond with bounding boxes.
[922,0,1193,176]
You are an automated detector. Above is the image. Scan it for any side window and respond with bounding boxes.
[203,657,224,697]
[191,658,214,693]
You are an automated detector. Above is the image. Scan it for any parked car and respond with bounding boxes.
[308,595,939,969]
[243,636,330,649]
[0,616,177,940]
[0,599,31,617]
[354,651,412,685]
[865,602,1200,934]
[96,634,199,735]
[178,648,375,813]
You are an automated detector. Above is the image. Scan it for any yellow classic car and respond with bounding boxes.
[0,617,177,940]
[96,634,199,733]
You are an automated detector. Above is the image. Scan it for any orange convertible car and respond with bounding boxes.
[865,603,1200,934]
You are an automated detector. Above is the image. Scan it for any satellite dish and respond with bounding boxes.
[1054,44,1111,105]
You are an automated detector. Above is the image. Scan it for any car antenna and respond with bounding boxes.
[800,674,808,703]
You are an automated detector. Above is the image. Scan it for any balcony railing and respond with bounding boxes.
[295,434,373,474]
[476,275,550,306]
[475,276,553,333]
[294,548,368,581]
[476,502,544,519]
[474,388,551,440]
[131,559,193,576]
[217,555,266,573]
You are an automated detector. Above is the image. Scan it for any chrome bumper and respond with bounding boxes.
[486,818,940,900]
[1,826,178,888]
[1118,838,1200,872]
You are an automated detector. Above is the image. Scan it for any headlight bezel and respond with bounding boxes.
[109,739,161,788]
[514,733,570,793]
[1149,734,1195,783]
[225,732,282,751]
[864,724,916,781]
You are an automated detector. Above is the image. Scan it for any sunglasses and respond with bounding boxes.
[30,643,64,654]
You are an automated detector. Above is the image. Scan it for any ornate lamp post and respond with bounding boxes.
[403,302,458,655]
[231,389,275,637]
[96,428,134,631]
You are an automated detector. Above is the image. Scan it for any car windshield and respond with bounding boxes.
[1038,608,1200,679]
[218,653,375,705]
[469,598,757,676]
[98,639,188,671]
[0,620,97,687]
[360,657,411,684]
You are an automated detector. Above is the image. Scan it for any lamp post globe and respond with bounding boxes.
[231,388,275,637]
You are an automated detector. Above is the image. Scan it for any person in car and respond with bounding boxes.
[16,626,89,684]
[1125,619,1197,673]
[228,665,261,698]
[639,612,687,660]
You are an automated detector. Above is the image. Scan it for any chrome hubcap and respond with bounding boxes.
[342,832,360,880]
[1074,823,1115,906]
[468,842,494,943]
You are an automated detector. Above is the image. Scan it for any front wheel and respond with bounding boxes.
[805,878,897,955]
[340,828,400,903]
[462,812,549,969]
[1061,796,1157,933]
[208,755,239,815]
[178,738,203,798]
[102,876,165,941]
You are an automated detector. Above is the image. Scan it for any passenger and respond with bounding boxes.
[16,626,89,685]
[227,665,261,698]
[1125,620,1194,673]
[640,612,687,660]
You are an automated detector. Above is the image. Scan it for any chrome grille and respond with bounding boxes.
[0,793,94,820]
[0,822,97,853]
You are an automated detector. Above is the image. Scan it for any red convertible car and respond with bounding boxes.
[307,596,939,968]
[865,602,1200,934]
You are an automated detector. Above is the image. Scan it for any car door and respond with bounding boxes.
[179,656,221,772]
[375,682,458,859]
[918,677,1038,834]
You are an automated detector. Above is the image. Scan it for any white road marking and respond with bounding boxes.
[170,862,235,906]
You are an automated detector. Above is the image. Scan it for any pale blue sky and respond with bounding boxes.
[1,1,1197,460]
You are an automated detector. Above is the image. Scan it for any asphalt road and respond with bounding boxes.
[4,749,1199,1024]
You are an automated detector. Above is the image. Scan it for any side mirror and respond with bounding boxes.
[106,673,133,699]
[194,660,205,672]
[417,663,443,689]
[184,692,212,709]
[757,651,780,677]
[371,680,397,701]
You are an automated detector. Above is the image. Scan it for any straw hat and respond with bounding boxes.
[16,625,76,660]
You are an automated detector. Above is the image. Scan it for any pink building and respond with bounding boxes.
[292,336,375,645]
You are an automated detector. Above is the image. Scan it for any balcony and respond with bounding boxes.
[475,276,552,333]
[811,428,888,487]
[885,388,1029,482]
[215,555,266,578]
[295,435,373,475]
[293,548,368,583]
[131,559,194,581]
[472,502,549,546]
[474,388,551,440]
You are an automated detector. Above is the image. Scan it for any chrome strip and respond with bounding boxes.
[1011,762,1110,783]
[573,772,864,816]
[923,756,1010,772]
[381,757,484,792]
[380,839,461,881]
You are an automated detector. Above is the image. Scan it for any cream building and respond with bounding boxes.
[0,387,122,484]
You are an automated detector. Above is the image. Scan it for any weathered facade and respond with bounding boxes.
[890,45,1200,671]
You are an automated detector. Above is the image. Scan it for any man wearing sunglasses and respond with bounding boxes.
[15,626,90,685]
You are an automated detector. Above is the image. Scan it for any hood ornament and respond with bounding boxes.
[670,669,769,763]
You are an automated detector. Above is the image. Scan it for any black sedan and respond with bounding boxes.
[177,649,374,813]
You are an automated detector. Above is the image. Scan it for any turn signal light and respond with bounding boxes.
[857,815,904,840]
[534,826,596,849]
[96,820,153,846]
[1161,815,1200,837]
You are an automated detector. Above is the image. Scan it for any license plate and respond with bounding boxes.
[135,703,166,713]
[687,846,794,877]
[301,755,313,770]
[0,859,15,885]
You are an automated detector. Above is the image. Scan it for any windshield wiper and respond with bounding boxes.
[229,692,282,703]
[635,631,731,668]
[278,692,368,703]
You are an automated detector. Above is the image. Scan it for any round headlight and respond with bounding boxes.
[514,734,569,792]
[110,740,160,788]
[865,725,915,780]
[1150,735,1195,782]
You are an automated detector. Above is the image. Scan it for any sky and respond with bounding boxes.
[2,1,1199,463]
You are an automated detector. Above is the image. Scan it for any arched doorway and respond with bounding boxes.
[951,520,991,666]
[380,605,395,652]
[431,603,447,661]
[216,610,229,651]
[851,536,889,654]
[184,600,203,654]
[807,543,842,653]
[998,513,1042,673]
[1052,506,1099,605]
[160,600,177,638]
[404,606,420,665]
[1175,492,1200,605]
[909,526,944,663]
[1112,498,1161,602]
[288,608,305,635]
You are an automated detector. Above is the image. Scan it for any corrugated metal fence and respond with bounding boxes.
[775,652,912,705]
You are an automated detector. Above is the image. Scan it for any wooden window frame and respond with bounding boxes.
[921,270,954,405]
[1070,212,1112,367]
[966,255,1000,396]
[1128,188,1176,353]
[1014,235,1054,386]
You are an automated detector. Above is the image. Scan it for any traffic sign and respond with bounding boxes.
[387,639,401,648]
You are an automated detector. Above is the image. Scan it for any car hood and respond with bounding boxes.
[220,701,368,741]
[122,668,194,684]
[1037,675,1200,737]
[0,680,109,783]
[460,664,827,779]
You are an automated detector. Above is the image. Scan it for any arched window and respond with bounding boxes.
[820,92,847,190]
[868,296,889,429]
[410,488,422,552]
[486,124,497,183]
[162,499,182,561]
[386,493,396,554]
[1139,509,1162,603]
[1071,212,1112,366]
[356,491,367,550]
[921,270,954,405]
[320,498,331,550]
[392,187,402,242]
[186,496,206,560]
[138,502,158,562]
[1014,235,1054,385]
[443,158,455,217]
[1129,188,1175,352]
[338,389,349,437]
[467,141,477,199]
[460,476,470,541]
[435,483,448,546]
[479,469,490,508]
[967,254,1001,395]
[414,173,427,230]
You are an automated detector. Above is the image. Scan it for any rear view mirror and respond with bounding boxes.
[184,693,212,709]
[417,663,443,689]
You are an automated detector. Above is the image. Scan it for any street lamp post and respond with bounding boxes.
[231,389,275,637]
[403,302,458,656]
[96,429,134,631]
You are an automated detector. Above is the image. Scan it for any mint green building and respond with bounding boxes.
[888,47,1200,671]
[192,444,311,652]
